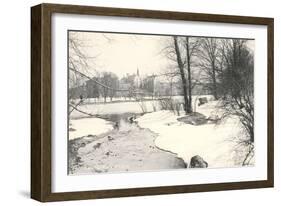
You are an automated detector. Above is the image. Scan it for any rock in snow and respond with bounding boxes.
[189,155,208,168]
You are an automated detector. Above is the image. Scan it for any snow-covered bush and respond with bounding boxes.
[138,100,148,113]
[158,98,181,116]
[151,101,157,112]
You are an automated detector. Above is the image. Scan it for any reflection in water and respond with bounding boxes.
[99,112,143,124]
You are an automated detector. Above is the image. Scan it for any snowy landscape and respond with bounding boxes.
[68,31,255,175]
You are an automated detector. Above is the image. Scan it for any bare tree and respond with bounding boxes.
[108,73,119,101]
[143,75,156,99]
[184,37,201,110]
[98,72,120,103]
[219,39,254,143]
[68,32,96,118]
[68,32,96,90]
[173,36,190,114]
[99,72,110,103]
[197,38,220,99]
[160,36,201,114]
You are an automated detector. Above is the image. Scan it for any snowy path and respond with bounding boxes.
[69,123,186,174]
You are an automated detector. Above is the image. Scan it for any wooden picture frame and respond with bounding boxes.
[31,3,274,202]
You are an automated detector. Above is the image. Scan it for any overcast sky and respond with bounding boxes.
[70,31,254,78]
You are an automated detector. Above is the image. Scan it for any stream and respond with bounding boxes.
[69,112,187,174]
[98,112,143,125]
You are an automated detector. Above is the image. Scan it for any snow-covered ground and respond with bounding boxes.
[69,95,252,168]
[70,123,186,174]
[82,96,157,104]
[70,101,159,119]
[81,95,213,104]
[69,118,113,140]
[137,102,251,168]
[70,95,212,118]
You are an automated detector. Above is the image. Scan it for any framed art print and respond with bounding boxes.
[31,3,274,202]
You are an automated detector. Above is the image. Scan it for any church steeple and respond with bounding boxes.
[137,68,139,76]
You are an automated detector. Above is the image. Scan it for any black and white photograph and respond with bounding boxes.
[68,31,255,175]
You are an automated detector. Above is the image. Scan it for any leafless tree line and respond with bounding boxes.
[69,32,254,146]
[164,36,254,144]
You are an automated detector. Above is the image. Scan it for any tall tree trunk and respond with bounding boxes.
[170,78,173,98]
[186,37,192,113]
[103,88,107,103]
[173,37,189,114]
[211,60,218,100]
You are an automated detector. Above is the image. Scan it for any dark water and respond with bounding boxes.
[98,112,143,124]
[69,111,189,174]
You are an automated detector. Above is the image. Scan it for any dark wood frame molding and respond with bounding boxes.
[31,3,274,202]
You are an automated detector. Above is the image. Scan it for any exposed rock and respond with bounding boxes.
[93,142,101,149]
[177,112,207,125]
[87,134,96,138]
[108,136,114,141]
[198,97,208,106]
[129,116,137,124]
[113,122,119,130]
[207,114,220,124]
[68,134,98,173]
[190,155,208,168]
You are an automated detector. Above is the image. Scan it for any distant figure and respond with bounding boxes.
[198,97,208,106]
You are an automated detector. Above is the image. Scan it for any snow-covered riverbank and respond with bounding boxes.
[69,117,113,140]
[137,103,252,168]
[69,121,186,174]
[69,95,212,119]
[69,98,253,171]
